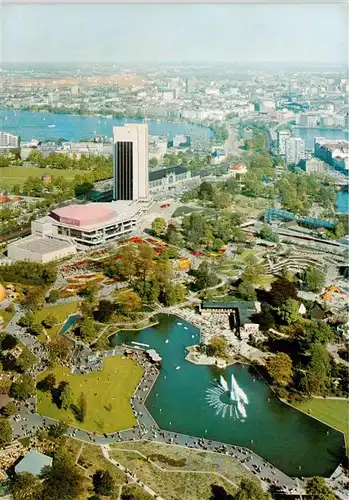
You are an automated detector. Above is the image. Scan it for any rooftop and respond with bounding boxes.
[9,235,75,255]
[50,201,141,230]
[149,164,188,182]
[15,450,52,476]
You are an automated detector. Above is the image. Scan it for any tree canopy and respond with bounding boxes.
[266,352,293,386]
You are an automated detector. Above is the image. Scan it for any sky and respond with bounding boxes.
[1,3,348,64]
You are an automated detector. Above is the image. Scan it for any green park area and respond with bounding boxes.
[0,166,85,188]
[293,399,349,448]
[34,302,79,340]
[37,356,144,433]
[109,440,253,499]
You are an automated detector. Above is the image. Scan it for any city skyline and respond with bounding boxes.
[1,3,348,64]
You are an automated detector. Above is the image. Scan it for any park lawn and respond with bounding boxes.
[35,302,79,342]
[36,356,144,433]
[293,399,349,447]
[110,445,241,500]
[0,166,86,188]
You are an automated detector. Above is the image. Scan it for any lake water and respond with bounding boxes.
[110,314,345,478]
[0,109,212,143]
[292,126,348,151]
[337,191,349,214]
[60,313,81,334]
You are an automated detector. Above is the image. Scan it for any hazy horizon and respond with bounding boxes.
[1,3,348,65]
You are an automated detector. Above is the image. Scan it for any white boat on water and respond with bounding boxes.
[4,116,7,121]
[48,124,56,128]
[177,322,182,326]
[176,366,180,370]
[184,326,188,330]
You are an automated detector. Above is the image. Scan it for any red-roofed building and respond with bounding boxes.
[229,162,247,177]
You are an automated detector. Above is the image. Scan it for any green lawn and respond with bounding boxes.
[34,302,79,325]
[293,399,349,447]
[37,356,144,433]
[35,302,79,341]
[0,166,86,188]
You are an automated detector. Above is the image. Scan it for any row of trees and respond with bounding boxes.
[253,276,343,397]
[0,261,57,286]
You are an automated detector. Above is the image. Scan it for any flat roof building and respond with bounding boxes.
[15,450,52,477]
[7,234,77,263]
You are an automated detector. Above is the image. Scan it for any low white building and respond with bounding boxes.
[7,234,77,263]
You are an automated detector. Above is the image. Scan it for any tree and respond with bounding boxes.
[259,225,279,243]
[307,343,331,393]
[28,322,44,337]
[161,283,187,306]
[0,417,12,447]
[41,452,86,500]
[278,298,300,324]
[151,217,166,236]
[59,382,73,410]
[240,265,262,285]
[213,191,231,210]
[78,316,96,342]
[48,420,69,439]
[42,314,58,329]
[46,289,60,303]
[37,373,56,392]
[234,477,271,500]
[198,181,214,200]
[1,333,17,350]
[115,290,142,316]
[4,401,17,417]
[209,484,233,500]
[94,300,115,323]
[268,277,298,307]
[78,282,99,304]
[47,336,72,365]
[266,352,293,386]
[78,392,87,423]
[304,266,325,292]
[9,472,42,500]
[136,244,154,281]
[11,374,36,400]
[301,321,333,348]
[93,469,115,496]
[237,281,257,301]
[21,287,45,311]
[305,477,336,500]
[193,261,220,291]
[207,336,229,359]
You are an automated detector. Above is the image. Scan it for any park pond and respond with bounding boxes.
[110,314,346,478]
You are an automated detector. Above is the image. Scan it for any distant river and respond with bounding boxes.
[0,109,213,142]
[292,126,348,151]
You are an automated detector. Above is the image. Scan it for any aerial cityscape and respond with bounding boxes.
[0,2,348,500]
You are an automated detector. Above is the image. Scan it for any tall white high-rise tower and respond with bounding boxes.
[112,124,149,201]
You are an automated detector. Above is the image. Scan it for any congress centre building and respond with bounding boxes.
[7,123,153,262]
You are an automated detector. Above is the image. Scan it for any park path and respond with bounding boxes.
[101,445,164,500]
